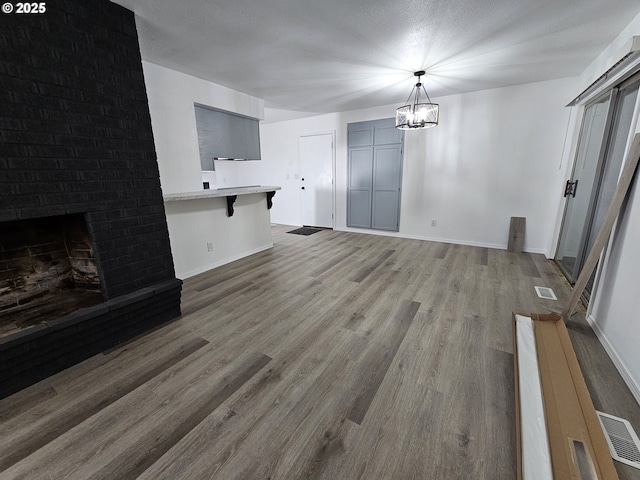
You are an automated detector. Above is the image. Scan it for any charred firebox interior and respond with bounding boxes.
[0,214,103,338]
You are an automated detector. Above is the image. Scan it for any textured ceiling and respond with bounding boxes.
[112,0,640,113]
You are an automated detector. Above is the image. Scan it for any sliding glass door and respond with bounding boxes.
[556,74,640,298]
[556,93,612,282]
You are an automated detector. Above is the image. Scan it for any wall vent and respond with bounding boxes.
[597,411,640,469]
[534,286,557,301]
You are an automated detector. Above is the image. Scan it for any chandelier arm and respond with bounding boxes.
[404,84,417,106]
[421,84,432,104]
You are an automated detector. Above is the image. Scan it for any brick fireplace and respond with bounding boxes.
[0,0,182,398]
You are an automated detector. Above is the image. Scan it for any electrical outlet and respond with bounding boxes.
[431,220,437,227]
[206,241,214,252]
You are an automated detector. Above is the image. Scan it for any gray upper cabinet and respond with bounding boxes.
[194,105,261,169]
[347,118,404,232]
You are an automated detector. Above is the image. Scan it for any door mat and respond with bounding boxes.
[287,227,322,236]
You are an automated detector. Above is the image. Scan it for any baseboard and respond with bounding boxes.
[335,227,546,254]
[586,314,640,406]
[177,243,273,279]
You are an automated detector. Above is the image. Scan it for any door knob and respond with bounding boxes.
[301,186,305,190]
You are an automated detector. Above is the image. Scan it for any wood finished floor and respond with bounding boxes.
[1,224,640,479]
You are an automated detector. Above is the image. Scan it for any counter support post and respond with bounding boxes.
[266,191,276,209]
[226,195,238,217]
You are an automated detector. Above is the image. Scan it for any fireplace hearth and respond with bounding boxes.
[0,0,182,398]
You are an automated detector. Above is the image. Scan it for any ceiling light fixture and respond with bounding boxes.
[395,70,439,130]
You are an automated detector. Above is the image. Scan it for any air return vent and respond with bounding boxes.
[597,411,640,469]
[534,286,557,301]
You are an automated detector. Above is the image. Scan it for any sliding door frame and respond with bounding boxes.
[555,72,640,301]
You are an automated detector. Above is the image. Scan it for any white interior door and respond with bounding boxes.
[299,133,334,228]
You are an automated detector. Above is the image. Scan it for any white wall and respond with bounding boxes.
[260,77,574,254]
[164,194,273,279]
[142,62,273,278]
[259,114,339,226]
[582,10,640,404]
[143,61,264,194]
[589,151,640,404]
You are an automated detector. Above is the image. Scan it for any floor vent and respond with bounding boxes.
[597,411,640,469]
[534,286,557,300]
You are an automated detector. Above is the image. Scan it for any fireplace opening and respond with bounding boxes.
[0,214,103,338]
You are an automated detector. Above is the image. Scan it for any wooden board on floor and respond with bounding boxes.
[508,217,526,253]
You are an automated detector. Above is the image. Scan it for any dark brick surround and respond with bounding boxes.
[0,0,182,398]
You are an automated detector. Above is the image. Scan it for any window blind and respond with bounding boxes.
[195,105,261,169]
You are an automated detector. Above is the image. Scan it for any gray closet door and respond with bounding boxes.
[348,147,373,228]
[347,118,404,231]
[372,144,402,230]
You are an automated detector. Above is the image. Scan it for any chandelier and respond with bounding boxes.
[395,70,439,130]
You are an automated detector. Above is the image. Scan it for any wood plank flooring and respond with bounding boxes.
[1,224,640,479]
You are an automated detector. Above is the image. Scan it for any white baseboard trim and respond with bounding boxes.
[586,314,640,406]
[177,243,274,280]
[335,227,547,254]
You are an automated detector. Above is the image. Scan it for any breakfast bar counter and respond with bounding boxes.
[163,185,281,202]
[162,185,281,278]
[164,186,281,217]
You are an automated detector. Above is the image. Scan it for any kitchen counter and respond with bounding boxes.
[163,185,281,202]
[162,185,280,278]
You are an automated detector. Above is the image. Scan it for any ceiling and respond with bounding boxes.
[112,0,640,113]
